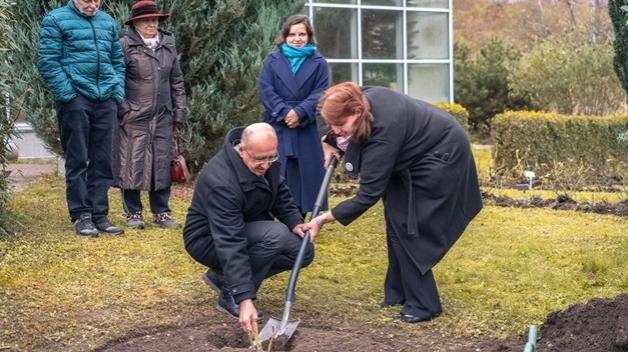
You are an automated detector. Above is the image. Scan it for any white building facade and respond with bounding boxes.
[306,0,453,103]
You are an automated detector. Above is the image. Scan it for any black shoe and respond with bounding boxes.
[95,219,124,235]
[216,292,264,319]
[216,292,240,318]
[397,312,437,323]
[380,301,403,308]
[202,269,224,294]
[74,213,98,237]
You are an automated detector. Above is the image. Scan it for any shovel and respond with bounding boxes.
[260,157,338,343]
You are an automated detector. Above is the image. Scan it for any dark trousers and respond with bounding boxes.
[186,221,314,291]
[56,95,117,223]
[384,222,443,318]
[122,188,171,215]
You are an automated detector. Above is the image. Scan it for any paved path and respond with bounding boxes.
[6,163,57,191]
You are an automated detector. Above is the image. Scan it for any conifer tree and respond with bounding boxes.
[6,0,304,169]
[0,0,17,233]
[609,0,628,102]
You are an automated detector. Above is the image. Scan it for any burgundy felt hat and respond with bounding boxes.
[125,1,170,25]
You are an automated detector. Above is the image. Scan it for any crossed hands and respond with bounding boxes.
[285,109,299,129]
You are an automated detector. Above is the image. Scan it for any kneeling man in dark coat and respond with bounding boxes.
[183,123,314,332]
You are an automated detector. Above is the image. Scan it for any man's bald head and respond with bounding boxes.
[241,122,277,148]
[239,123,278,176]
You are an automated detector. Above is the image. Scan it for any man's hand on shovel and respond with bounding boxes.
[292,223,320,242]
[239,299,258,333]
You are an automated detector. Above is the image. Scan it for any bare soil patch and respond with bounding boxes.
[98,294,627,352]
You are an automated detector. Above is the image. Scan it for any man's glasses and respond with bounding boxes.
[243,149,279,166]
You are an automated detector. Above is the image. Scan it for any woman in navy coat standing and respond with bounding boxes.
[259,15,330,214]
[308,82,483,323]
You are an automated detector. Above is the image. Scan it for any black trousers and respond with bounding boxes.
[384,221,443,318]
[186,221,314,291]
[122,188,171,215]
[56,95,117,223]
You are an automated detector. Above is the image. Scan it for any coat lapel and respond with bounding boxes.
[342,141,362,177]
[272,52,299,94]
[295,55,319,89]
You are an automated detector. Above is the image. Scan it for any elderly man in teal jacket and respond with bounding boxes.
[38,0,125,237]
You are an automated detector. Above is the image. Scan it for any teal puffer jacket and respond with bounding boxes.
[37,0,125,103]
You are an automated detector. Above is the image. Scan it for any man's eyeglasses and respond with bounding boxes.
[243,149,279,166]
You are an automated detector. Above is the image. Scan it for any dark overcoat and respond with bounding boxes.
[259,50,329,212]
[115,28,187,191]
[183,128,303,302]
[330,87,483,274]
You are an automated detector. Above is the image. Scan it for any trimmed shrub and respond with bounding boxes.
[435,102,469,131]
[493,111,628,188]
[0,0,16,234]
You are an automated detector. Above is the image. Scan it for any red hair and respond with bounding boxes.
[319,82,372,143]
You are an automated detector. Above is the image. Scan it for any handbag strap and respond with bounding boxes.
[174,127,182,156]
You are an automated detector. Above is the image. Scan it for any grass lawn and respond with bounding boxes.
[0,175,627,351]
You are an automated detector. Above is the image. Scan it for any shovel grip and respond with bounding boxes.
[285,157,338,304]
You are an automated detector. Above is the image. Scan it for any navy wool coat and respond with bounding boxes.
[259,50,330,212]
[329,87,483,274]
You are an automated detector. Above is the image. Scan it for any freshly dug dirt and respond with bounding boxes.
[536,294,628,352]
[99,323,423,352]
[482,294,628,352]
[100,294,628,352]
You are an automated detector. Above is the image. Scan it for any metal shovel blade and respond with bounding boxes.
[260,316,300,342]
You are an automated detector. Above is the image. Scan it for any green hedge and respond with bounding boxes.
[435,102,470,131]
[493,111,628,188]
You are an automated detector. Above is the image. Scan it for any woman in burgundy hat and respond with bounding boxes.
[115,0,188,229]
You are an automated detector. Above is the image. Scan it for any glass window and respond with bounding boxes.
[329,63,358,85]
[362,9,403,60]
[407,63,449,102]
[406,0,449,8]
[361,0,402,6]
[313,7,358,59]
[407,12,448,60]
[363,63,403,92]
[312,0,356,3]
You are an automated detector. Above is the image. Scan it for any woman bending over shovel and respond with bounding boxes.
[307,82,483,323]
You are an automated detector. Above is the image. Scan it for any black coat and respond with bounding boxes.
[183,128,303,301]
[330,87,483,274]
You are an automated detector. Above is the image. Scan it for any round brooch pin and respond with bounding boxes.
[345,162,354,172]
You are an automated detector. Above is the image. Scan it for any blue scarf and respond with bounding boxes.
[281,43,317,75]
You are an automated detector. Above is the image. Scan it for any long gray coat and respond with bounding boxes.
[329,86,483,274]
[115,28,187,191]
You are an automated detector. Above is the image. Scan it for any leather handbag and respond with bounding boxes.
[171,127,190,183]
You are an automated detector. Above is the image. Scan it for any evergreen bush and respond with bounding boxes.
[0,0,17,235]
[609,0,628,102]
[509,36,624,116]
[453,38,534,135]
[493,111,628,188]
[6,0,304,170]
